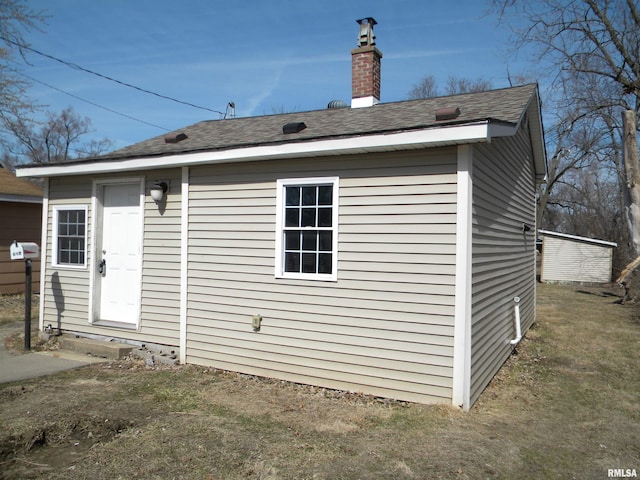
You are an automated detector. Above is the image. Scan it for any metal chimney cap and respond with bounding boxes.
[356,17,377,47]
[356,17,377,26]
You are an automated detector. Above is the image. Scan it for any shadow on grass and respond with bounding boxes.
[576,287,640,325]
[576,287,622,300]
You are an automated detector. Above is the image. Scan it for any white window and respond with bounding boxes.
[53,205,88,268]
[275,177,339,281]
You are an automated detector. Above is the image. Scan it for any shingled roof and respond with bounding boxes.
[0,166,42,202]
[103,83,539,161]
[16,83,546,180]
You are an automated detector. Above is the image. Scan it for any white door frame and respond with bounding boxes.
[88,177,145,329]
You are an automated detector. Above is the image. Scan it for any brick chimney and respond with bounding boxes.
[351,18,382,108]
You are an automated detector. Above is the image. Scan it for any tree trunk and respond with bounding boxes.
[622,110,640,255]
[617,109,640,297]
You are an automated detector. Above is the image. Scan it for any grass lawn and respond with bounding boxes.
[0,284,638,479]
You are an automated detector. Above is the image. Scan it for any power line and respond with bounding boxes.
[17,70,171,132]
[0,34,227,116]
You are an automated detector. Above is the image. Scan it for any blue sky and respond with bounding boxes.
[18,0,532,150]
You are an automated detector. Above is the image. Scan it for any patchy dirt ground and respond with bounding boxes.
[0,284,638,479]
[1,294,51,354]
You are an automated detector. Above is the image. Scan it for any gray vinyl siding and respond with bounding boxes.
[43,171,181,347]
[186,149,458,404]
[541,236,613,283]
[43,176,93,328]
[138,169,181,345]
[469,125,537,405]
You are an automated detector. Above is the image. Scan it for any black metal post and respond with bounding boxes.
[24,259,32,351]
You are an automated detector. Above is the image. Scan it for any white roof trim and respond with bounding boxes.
[17,123,493,178]
[527,91,548,182]
[538,229,617,247]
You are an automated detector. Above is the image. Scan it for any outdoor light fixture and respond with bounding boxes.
[150,181,168,203]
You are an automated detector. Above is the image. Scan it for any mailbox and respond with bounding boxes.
[10,241,40,261]
[10,241,39,351]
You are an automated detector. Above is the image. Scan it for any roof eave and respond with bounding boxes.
[523,88,547,182]
[538,229,617,247]
[0,194,43,204]
[17,122,492,178]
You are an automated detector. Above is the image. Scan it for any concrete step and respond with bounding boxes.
[59,335,134,360]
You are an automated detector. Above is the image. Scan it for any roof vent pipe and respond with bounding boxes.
[225,102,236,119]
[510,296,523,345]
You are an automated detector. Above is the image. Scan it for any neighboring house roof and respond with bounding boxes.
[0,167,43,203]
[538,229,618,248]
[16,83,546,180]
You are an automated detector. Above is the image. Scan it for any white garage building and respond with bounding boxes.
[539,230,617,284]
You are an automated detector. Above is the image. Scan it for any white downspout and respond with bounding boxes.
[510,296,522,345]
[179,167,189,365]
[38,178,49,333]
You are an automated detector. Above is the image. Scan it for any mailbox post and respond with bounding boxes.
[9,241,40,350]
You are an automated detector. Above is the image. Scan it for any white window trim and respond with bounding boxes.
[275,176,339,282]
[52,204,89,269]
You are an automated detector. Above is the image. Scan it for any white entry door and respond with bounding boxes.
[97,182,142,326]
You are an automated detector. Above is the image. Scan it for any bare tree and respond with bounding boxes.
[0,1,46,132]
[2,107,113,168]
[546,160,622,239]
[407,74,491,99]
[444,76,493,95]
[407,75,439,99]
[0,4,113,170]
[618,109,640,291]
[495,0,640,286]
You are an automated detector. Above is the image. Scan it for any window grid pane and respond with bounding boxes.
[282,183,334,275]
[57,209,86,266]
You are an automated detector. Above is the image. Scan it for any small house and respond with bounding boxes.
[539,230,617,284]
[0,166,42,294]
[17,19,547,410]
